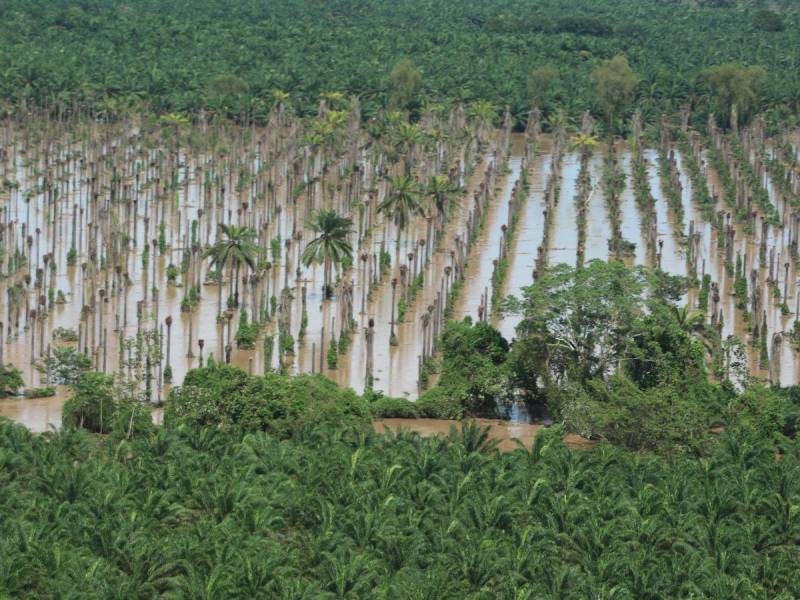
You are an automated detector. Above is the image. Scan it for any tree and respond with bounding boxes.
[387,59,421,112]
[510,260,646,385]
[303,209,354,297]
[699,63,767,128]
[205,224,257,311]
[527,65,558,108]
[591,55,638,133]
[379,175,424,241]
[426,174,455,225]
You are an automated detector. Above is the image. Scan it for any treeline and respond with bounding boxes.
[0,0,798,126]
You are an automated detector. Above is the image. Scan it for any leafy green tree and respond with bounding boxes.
[387,58,422,112]
[62,372,152,435]
[302,209,354,297]
[510,260,645,385]
[591,55,638,133]
[699,63,767,127]
[527,65,558,108]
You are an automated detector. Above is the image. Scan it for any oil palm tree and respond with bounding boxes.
[205,224,257,312]
[426,174,455,226]
[379,175,423,244]
[303,209,354,298]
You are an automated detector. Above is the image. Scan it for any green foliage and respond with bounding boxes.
[699,63,767,127]
[166,262,179,282]
[23,386,56,398]
[0,364,24,397]
[370,396,419,418]
[158,222,167,255]
[591,55,638,130]
[527,64,559,108]
[327,334,339,369]
[752,9,784,32]
[387,58,422,111]
[40,347,92,384]
[0,415,799,597]
[164,363,369,435]
[234,309,259,349]
[418,319,510,418]
[62,372,152,435]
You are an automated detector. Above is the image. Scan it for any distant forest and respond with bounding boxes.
[0,0,798,127]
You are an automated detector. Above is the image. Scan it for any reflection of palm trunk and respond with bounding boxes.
[187,310,195,357]
[234,262,240,306]
[217,275,222,316]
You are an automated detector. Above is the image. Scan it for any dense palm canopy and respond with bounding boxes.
[0,414,799,598]
[1,0,800,127]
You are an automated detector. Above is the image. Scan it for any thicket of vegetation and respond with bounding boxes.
[1,0,799,127]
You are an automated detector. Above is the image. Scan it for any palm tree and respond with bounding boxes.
[204,224,257,312]
[303,209,354,298]
[426,174,455,226]
[379,175,423,244]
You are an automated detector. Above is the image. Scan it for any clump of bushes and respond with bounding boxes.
[62,372,152,435]
[234,309,260,349]
[164,363,370,436]
[39,347,92,384]
[52,327,78,342]
[0,364,24,397]
[416,318,511,419]
[24,386,56,398]
[371,396,419,418]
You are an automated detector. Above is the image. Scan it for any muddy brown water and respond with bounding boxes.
[373,418,596,451]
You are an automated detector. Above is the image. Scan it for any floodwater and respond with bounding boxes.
[2,118,800,434]
[373,418,596,451]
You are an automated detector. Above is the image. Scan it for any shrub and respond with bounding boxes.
[371,396,419,418]
[164,364,370,436]
[0,364,24,397]
[417,387,465,420]
[39,347,92,384]
[62,372,152,435]
[24,386,56,398]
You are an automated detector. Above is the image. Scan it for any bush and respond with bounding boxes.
[62,372,152,435]
[234,309,259,349]
[52,327,78,342]
[371,396,419,418]
[24,386,56,398]
[40,347,92,384]
[164,363,370,436]
[417,387,465,419]
[0,364,24,397]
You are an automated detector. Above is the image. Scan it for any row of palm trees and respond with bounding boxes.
[1,414,797,598]
[204,172,457,311]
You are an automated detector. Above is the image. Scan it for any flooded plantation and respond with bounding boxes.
[2,108,800,431]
